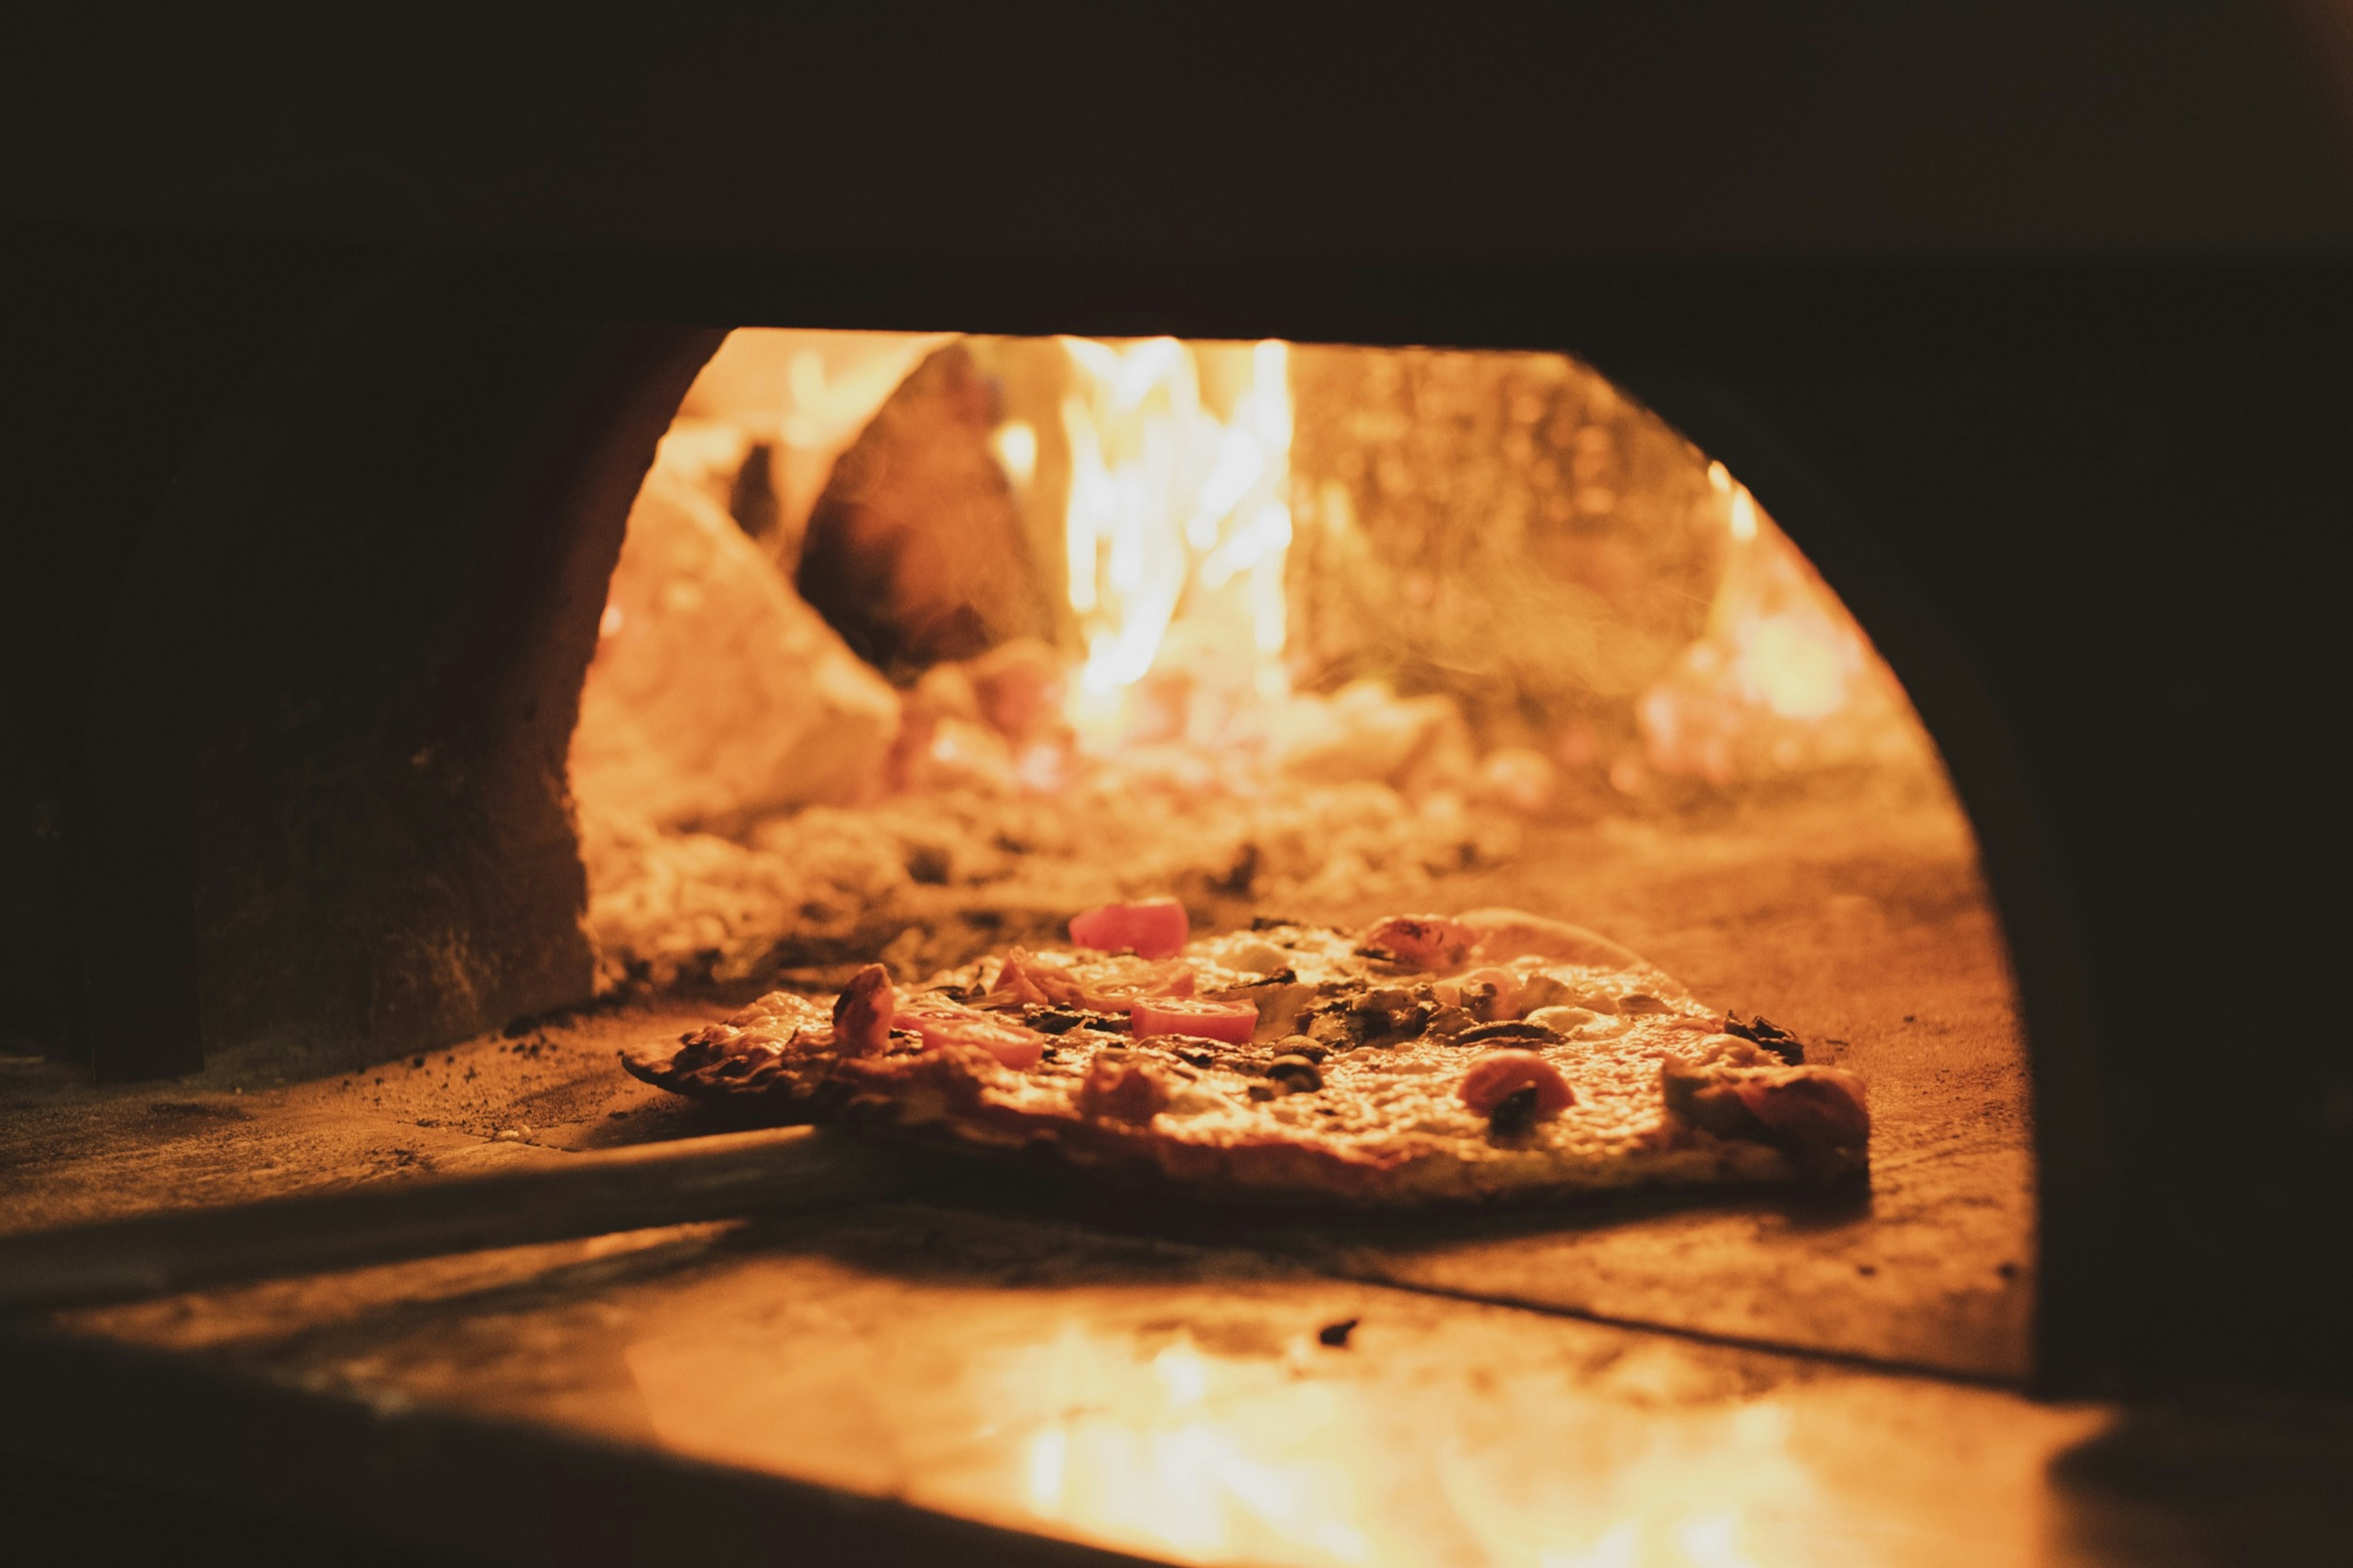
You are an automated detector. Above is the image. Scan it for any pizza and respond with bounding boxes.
[620,898,1870,1206]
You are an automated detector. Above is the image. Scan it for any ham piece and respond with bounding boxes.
[1069,897,1190,960]
[1131,995,1257,1044]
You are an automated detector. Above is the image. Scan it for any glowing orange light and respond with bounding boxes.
[1635,473,1911,782]
[1736,614,1849,721]
[1057,337,1294,743]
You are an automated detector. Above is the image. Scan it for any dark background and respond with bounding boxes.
[2,0,2348,1409]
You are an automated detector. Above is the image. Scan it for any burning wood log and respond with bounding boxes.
[797,341,1058,678]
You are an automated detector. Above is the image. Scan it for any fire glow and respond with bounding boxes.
[1058,336,1295,743]
[966,1317,1979,1568]
[1635,461,1911,786]
[1008,1326,1377,1564]
[559,329,2009,1563]
[570,327,1947,994]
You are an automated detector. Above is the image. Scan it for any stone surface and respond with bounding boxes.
[14,1203,2349,1568]
[1286,345,1722,747]
[570,461,900,838]
[9,785,2342,1563]
[4,784,2029,1380]
[73,313,724,1078]
[1287,791,2037,1378]
[673,328,955,568]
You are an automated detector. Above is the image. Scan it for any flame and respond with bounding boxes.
[1707,461,1759,543]
[991,419,1039,488]
[1733,613,1849,721]
[1057,336,1294,741]
[1707,479,1856,723]
[1636,475,1916,784]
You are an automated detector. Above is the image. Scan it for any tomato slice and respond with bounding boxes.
[1131,994,1257,1045]
[1069,897,1190,960]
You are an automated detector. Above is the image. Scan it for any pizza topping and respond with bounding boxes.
[1443,967,1521,1020]
[1265,1054,1324,1094]
[1457,1050,1576,1118]
[1132,994,1257,1044]
[1659,1047,1870,1160]
[1218,974,1318,1039]
[1070,896,1190,960]
[726,991,830,1031]
[1358,914,1477,970]
[832,964,896,1056]
[1723,1012,1805,1064]
[1487,1085,1544,1137]
[1659,1062,1762,1140]
[1302,991,1417,1050]
[1213,936,1294,974]
[1078,961,1198,1012]
[988,948,1059,1006]
[1508,972,1583,1015]
[630,901,1873,1203]
[1455,1020,1562,1046]
[672,992,833,1070]
[892,993,1051,1070]
[1349,987,1431,1044]
[1731,1068,1869,1149]
[1078,1051,1176,1123]
[996,947,1200,1013]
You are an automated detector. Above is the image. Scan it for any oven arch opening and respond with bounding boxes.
[73,263,2113,1397]
[567,325,2040,1385]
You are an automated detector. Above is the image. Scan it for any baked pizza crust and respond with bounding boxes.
[621,907,1870,1208]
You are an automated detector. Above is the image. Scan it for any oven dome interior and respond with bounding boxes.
[577,330,1966,987]
[565,327,2034,1379]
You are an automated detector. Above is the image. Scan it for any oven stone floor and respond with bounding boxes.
[5,789,2036,1377]
[5,1189,2348,1567]
[7,796,2345,1564]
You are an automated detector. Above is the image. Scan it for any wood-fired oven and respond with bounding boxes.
[5,7,2351,1565]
